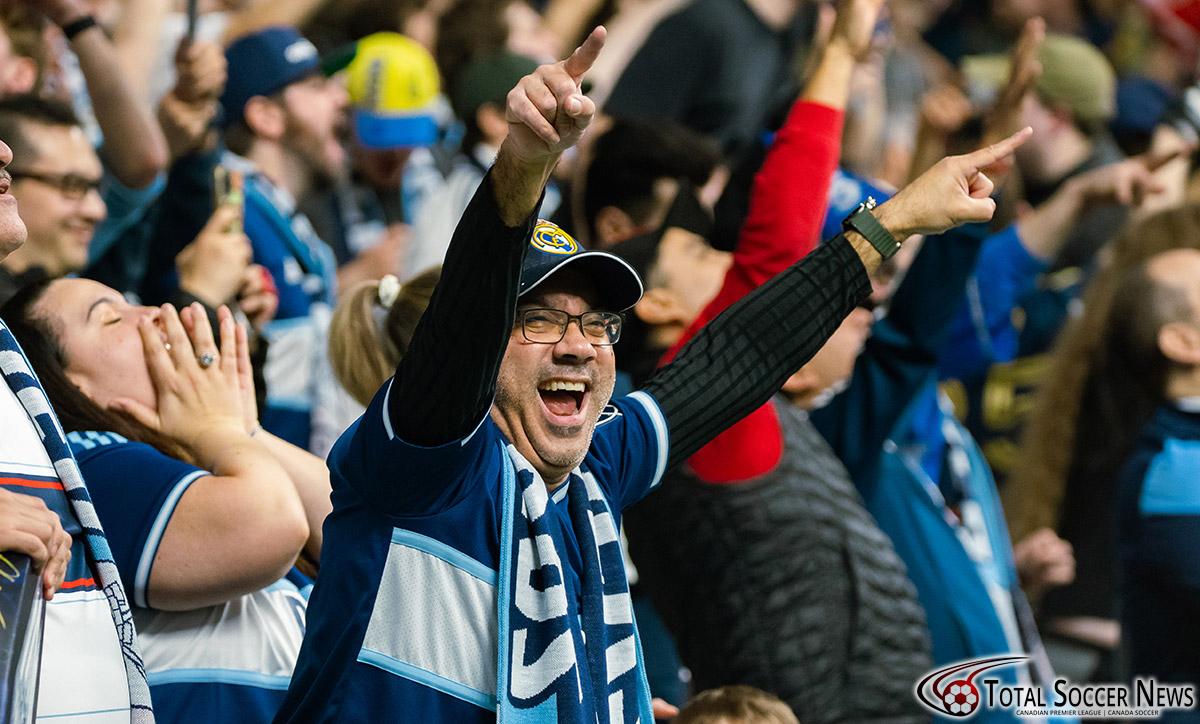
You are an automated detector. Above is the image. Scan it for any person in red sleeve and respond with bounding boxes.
[610,0,979,720]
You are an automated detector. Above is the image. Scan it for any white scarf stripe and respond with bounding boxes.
[0,319,153,723]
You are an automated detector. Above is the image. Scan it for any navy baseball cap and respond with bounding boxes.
[221,27,321,128]
[519,221,643,312]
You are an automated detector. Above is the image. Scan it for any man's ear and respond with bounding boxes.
[1159,321,1200,365]
[243,96,286,141]
[633,287,687,326]
[593,206,636,247]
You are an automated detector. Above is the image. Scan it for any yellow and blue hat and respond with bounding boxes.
[519,221,643,312]
[332,32,441,149]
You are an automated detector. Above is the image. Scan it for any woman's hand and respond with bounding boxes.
[111,302,247,452]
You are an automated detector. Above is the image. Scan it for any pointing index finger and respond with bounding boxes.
[563,26,606,82]
[965,127,1032,171]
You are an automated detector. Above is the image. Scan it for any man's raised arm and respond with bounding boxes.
[643,129,1033,468]
[386,29,605,448]
[21,0,169,189]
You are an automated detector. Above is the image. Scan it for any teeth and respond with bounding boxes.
[539,380,586,393]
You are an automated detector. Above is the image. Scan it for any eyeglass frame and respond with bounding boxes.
[8,168,103,200]
[515,307,624,346]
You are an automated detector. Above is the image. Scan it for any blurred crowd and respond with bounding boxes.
[2,0,1200,722]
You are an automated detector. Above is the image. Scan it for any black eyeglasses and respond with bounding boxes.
[9,169,102,200]
[517,308,623,346]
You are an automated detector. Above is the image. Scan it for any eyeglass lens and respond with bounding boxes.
[522,309,622,345]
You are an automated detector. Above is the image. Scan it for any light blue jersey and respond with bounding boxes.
[69,432,310,724]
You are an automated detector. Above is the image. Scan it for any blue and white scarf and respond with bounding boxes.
[0,318,154,723]
[497,445,653,724]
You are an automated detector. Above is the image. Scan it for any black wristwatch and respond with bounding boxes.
[842,197,901,260]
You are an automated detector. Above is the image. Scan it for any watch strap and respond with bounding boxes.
[843,205,901,260]
[62,15,99,40]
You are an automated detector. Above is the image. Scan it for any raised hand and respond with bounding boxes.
[173,38,226,104]
[159,39,226,159]
[236,264,279,331]
[1014,527,1074,598]
[919,83,973,137]
[176,205,253,307]
[980,17,1043,182]
[503,26,605,164]
[875,127,1032,239]
[1068,153,1174,207]
[828,0,888,60]
[111,303,247,453]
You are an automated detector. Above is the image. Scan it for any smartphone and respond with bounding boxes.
[212,165,244,233]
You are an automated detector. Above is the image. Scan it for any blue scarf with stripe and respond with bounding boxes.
[497,445,652,724]
[0,318,154,723]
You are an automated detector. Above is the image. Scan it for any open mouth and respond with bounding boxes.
[538,379,587,419]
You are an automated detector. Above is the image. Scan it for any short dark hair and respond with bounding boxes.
[583,116,720,241]
[0,94,82,167]
[1105,259,1195,401]
[222,87,288,157]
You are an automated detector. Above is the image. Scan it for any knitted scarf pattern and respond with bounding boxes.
[498,444,652,724]
[0,318,154,723]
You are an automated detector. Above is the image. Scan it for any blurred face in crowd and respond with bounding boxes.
[783,307,874,408]
[492,270,617,485]
[33,277,163,413]
[0,138,26,261]
[9,122,105,276]
[505,0,562,63]
[281,75,349,187]
[644,228,732,328]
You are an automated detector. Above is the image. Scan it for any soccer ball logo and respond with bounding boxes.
[916,655,1028,719]
[942,681,979,715]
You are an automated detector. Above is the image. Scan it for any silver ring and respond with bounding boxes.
[198,353,216,369]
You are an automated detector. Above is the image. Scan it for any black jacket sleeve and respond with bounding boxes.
[387,170,539,446]
[642,236,872,470]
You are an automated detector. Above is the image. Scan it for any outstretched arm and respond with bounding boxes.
[21,0,169,188]
[387,28,604,448]
[671,0,881,482]
[940,153,1168,381]
[643,130,1031,470]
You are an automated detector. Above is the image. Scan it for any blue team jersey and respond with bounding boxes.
[1118,402,1200,691]
[276,385,669,724]
[233,152,338,449]
[68,432,310,724]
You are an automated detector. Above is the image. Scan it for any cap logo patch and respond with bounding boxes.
[285,39,318,64]
[366,58,383,110]
[531,224,578,255]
